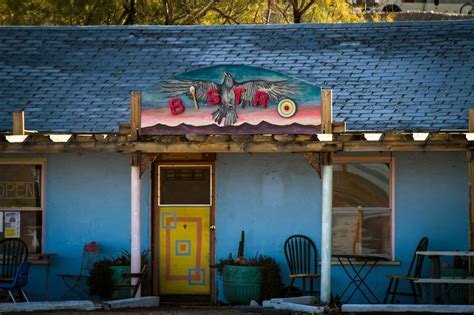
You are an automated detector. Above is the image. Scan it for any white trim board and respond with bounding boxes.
[342,304,474,313]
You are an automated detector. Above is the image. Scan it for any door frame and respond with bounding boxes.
[151,154,216,301]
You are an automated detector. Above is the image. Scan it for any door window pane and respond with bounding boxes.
[333,163,390,208]
[160,166,211,205]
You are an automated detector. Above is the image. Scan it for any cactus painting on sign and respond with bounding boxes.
[141,65,321,135]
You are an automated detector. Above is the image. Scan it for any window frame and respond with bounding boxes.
[0,159,46,253]
[332,156,395,260]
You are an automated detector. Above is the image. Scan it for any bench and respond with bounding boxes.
[414,277,474,303]
[414,278,474,285]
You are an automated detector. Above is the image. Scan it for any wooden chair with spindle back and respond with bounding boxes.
[284,235,320,296]
[0,238,29,302]
[384,237,429,304]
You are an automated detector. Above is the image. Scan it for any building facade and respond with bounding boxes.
[0,20,473,303]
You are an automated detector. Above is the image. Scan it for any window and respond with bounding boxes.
[332,157,393,259]
[0,160,45,253]
[158,165,212,206]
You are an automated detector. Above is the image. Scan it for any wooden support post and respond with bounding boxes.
[469,109,474,133]
[321,90,333,134]
[12,111,25,135]
[130,92,142,142]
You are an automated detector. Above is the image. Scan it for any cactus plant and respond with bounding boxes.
[237,230,245,258]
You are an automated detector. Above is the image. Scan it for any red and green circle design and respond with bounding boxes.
[277,99,297,118]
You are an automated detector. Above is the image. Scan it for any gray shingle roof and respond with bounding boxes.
[0,21,473,132]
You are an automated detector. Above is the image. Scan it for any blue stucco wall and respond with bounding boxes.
[10,150,468,302]
[215,152,468,303]
[24,153,151,301]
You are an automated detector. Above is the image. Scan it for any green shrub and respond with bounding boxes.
[87,259,114,299]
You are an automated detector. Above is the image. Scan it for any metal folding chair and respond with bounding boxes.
[59,241,99,300]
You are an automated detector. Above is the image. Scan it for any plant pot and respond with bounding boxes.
[441,268,469,304]
[110,265,130,299]
[222,265,262,305]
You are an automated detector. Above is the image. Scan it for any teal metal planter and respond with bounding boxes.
[110,265,130,299]
[222,265,262,305]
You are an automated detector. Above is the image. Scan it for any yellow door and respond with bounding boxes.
[159,206,210,294]
[156,164,213,295]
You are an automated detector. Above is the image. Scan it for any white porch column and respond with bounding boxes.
[320,156,333,305]
[131,155,141,297]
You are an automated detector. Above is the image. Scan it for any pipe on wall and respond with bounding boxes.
[320,163,333,304]
[131,165,142,296]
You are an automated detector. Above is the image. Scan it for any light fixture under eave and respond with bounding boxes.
[465,133,474,141]
[49,134,72,143]
[412,132,430,141]
[317,134,333,142]
[5,135,28,143]
[364,133,383,141]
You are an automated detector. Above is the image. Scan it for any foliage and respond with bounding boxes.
[110,248,131,266]
[87,259,114,299]
[257,256,283,300]
[1,0,388,26]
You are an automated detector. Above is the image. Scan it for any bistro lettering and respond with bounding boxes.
[168,88,270,115]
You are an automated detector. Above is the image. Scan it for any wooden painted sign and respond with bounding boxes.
[142,65,321,135]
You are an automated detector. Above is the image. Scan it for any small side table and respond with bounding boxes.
[333,254,389,304]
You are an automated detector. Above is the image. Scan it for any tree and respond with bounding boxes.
[1,0,387,25]
[0,0,124,25]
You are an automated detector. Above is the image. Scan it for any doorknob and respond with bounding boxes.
[210,225,216,230]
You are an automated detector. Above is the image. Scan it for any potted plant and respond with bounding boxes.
[109,249,132,299]
[87,249,148,300]
[217,231,283,305]
[87,257,114,300]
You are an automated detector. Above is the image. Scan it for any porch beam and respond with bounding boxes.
[0,141,468,153]
[131,153,142,297]
[0,132,470,154]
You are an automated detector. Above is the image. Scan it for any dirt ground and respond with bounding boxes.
[4,305,289,315]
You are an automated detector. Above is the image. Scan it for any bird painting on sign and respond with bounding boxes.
[141,65,322,135]
[161,71,296,126]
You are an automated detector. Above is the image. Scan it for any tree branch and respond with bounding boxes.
[290,0,300,11]
[265,0,273,24]
[182,0,220,24]
[162,0,173,25]
[300,0,316,14]
[210,7,240,24]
